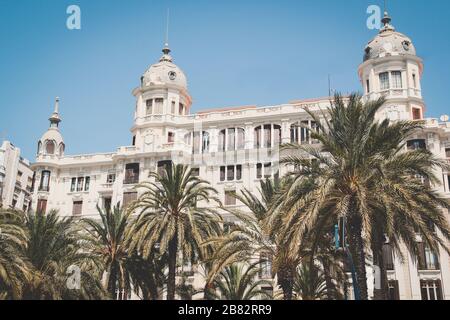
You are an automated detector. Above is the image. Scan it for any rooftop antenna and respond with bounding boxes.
[328,74,332,97]
[165,8,170,47]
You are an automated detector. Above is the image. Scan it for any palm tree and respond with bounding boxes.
[206,178,300,300]
[0,209,31,299]
[129,164,223,300]
[293,264,328,300]
[82,205,146,299]
[209,262,272,300]
[277,93,450,299]
[22,210,106,300]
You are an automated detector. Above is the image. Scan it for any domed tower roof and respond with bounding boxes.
[141,44,188,89]
[37,97,65,157]
[363,11,416,62]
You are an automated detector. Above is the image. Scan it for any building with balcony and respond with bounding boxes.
[29,10,450,299]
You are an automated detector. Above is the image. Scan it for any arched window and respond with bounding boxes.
[218,128,245,151]
[254,124,281,149]
[185,131,210,154]
[45,140,55,154]
[290,120,319,145]
[37,141,42,154]
[59,143,65,156]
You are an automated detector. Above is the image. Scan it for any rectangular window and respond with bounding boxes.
[168,132,175,143]
[179,103,184,115]
[157,160,172,177]
[107,174,116,184]
[388,280,400,300]
[263,125,271,148]
[124,163,140,184]
[236,165,242,181]
[227,165,235,181]
[146,99,153,115]
[445,148,450,158]
[224,190,236,206]
[171,101,176,114]
[391,71,402,89]
[227,128,235,151]
[254,126,261,148]
[71,178,76,192]
[191,168,200,177]
[412,74,417,88]
[421,280,443,300]
[154,98,164,114]
[264,163,272,178]
[366,79,370,93]
[72,201,83,216]
[218,130,226,152]
[39,170,51,192]
[84,177,90,191]
[76,177,84,192]
[379,72,390,90]
[237,128,245,150]
[123,192,137,208]
[300,121,310,144]
[37,199,47,215]
[256,163,263,179]
[220,166,226,182]
[104,197,112,212]
[260,252,273,279]
[418,242,440,270]
[407,139,426,151]
[412,108,422,120]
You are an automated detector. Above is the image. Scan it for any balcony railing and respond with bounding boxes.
[123,177,139,185]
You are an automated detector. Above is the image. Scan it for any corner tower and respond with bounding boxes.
[37,97,65,159]
[358,11,425,122]
[130,44,192,151]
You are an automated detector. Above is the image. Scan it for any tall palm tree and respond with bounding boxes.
[276,93,450,299]
[129,164,223,300]
[209,262,272,300]
[206,178,300,300]
[22,210,106,300]
[0,209,31,299]
[82,205,147,299]
[293,264,328,300]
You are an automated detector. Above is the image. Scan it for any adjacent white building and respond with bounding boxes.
[29,11,450,300]
[0,141,34,211]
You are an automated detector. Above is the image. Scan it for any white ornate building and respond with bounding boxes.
[29,11,450,300]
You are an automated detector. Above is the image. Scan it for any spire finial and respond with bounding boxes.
[54,97,60,114]
[165,8,170,48]
[49,96,61,128]
[160,8,173,62]
[380,0,395,33]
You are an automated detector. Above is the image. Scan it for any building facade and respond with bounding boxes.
[0,141,34,211]
[29,12,450,300]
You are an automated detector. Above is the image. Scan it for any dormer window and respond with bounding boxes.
[45,140,55,154]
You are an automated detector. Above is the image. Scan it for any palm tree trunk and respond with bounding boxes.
[277,267,294,300]
[167,234,178,300]
[322,259,336,300]
[373,246,389,300]
[107,264,118,300]
[347,214,368,300]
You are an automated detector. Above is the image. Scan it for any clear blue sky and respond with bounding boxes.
[1,0,449,160]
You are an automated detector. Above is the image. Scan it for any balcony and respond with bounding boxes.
[123,178,139,185]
